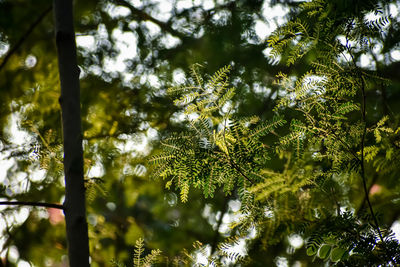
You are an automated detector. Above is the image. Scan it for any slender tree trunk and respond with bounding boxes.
[53,0,90,266]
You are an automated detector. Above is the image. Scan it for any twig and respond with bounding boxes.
[114,0,187,40]
[0,5,52,72]
[346,43,384,242]
[210,197,230,255]
[356,174,379,215]
[0,201,64,210]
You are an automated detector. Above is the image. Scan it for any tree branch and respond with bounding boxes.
[0,201,64,210]
[210,196,230,255]
[359,76,384,242]
[0,5,52,72]
[114,0,188,40]
[346,43,384,242]
[356,174,379,215]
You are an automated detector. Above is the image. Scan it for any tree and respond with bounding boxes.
[53,0,90,265]
[0,0,400,266]
[0,0,90,265]
[152,0,400,265]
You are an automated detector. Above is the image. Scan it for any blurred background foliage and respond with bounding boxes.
[0,0,399,266]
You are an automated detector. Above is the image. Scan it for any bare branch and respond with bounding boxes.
[0,5,52,72]
[346,43,384,242]
[114,0,188,40]
[0,201,64,210]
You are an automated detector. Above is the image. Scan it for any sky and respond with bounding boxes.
[1,0,400,266]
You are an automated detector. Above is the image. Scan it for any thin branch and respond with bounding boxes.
[359,77,384,242]
[347,43,384,242]
[0,201,64,210]
[296,99,360,162]
[0,5,52,72]
[84,132,121,141]
[356,174,379,215]
[210,196,230,255]
[114,0,188,40]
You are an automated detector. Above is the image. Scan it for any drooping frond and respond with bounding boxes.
[248,115,286,138]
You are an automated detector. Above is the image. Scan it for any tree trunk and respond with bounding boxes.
[53,0,90,266]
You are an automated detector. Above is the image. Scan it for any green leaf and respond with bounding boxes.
[330,247,346,262]
[306,246,318,256]
[317,244,331,259]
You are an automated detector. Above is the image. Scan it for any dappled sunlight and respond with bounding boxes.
[1,0,400,265]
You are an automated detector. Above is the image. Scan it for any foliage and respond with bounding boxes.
[305,212,400,265]
[151,64,286,203]
[1,0,400,266]
[112,237,251,267]
[151,0,400,265]
[111,238,161,267]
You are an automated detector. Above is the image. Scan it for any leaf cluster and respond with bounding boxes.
[305,212,400,266]
[151,0,400,265]
[151,64,287,203]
